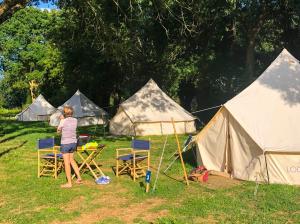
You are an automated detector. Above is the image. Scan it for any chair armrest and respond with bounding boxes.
[38,149,58,152]
[116,148,132,151]
[116,148,132,159]
[133,150,149,153]
[54,146,61,153]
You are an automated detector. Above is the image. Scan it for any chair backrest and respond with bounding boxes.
[131,139,150,150]
[37,138,55,150]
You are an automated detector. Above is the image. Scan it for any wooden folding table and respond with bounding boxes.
[73,144,105,179]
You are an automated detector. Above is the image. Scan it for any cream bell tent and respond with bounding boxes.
[49,90,108,127]
[110,79,196,136]
[16,94,56,121]
[195,49,300,185]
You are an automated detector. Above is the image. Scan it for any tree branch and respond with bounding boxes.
[0,0,31,23]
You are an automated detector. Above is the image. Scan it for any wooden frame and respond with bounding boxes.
[37,141,63,179]
[171,118,189,186]
[115,140,151,181]
[73,145,105,179]
[116,148,132,177]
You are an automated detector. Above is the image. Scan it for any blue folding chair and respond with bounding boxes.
[37,137,63,178]
[116,139,151,181]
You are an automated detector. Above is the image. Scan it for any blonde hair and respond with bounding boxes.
[63,106,74,117]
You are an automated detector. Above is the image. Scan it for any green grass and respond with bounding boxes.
[0,107,21,119]
[0,118,299,224]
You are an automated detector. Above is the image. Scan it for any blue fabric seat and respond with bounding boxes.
[118,154,148,161]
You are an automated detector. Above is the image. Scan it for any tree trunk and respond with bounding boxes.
[0,0,31,23]
[245,4,267,82]
[29,80,39,102]
[178,80,195,111]
[246,40,255,81]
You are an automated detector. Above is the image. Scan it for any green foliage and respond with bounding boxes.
[0,7,63,108]
[0,107,21,118]
[1,1,300,120]
[50,0,300,118]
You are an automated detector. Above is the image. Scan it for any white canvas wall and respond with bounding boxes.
[16,95,56,121]
[49,90,108,127]
[195,49,300,185]
[110,79,196,136]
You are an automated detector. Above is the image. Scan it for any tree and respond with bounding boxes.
[1,0,300,118]
[0,7,63,108]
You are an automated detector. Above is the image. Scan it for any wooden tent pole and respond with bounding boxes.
[171,118,189,186]
[264,152,270,184]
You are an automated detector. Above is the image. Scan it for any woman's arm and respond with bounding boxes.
[57,115,65,134]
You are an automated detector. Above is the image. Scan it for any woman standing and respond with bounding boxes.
[57,106,82,188]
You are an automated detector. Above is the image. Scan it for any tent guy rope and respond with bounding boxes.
[190,104,222,114]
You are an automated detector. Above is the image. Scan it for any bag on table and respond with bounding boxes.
[83,142,99,150]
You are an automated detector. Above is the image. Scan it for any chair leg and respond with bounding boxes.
[38,153,40,178]
[133,156,136,182]
[116,159,119,177]
[54,156,57,179]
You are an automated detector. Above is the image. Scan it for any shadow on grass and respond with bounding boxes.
[0,128,55,144]
[0,140,28,158]
[162,172,186,184]
[0,119,51,135]
[0,119,133,146]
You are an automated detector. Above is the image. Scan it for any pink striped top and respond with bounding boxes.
[58,117,78,144]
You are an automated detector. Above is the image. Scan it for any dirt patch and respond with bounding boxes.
[194,214,218,223]
[9,204,49,215]
[196,174,241,190]
[54,181,168,223]
[53,196,168,224]
[64,195,86,212]
[0,198,5,208]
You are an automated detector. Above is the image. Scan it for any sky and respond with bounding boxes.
[0,1,58,10]
[36,1,58,10]
[0,0,57,8]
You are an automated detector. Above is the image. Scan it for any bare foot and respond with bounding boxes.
[75,179,83,184]
[61,183,72,188]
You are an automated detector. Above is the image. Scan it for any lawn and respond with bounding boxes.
[0,118,299,224]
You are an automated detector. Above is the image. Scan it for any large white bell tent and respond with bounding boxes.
[49,90,108,127]
[110,79,196,136]
[16,94,56,121]
[195,49,300,185]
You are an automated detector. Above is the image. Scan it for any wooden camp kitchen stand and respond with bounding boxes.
[171,118,189,186]
[73,146,105,179]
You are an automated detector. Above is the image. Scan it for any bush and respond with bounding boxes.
[0,108,21,118]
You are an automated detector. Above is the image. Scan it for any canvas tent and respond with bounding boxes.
[16,94,56,121]
[49,90,108,127]
[110,79,196,136]
[195,49,300,185]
